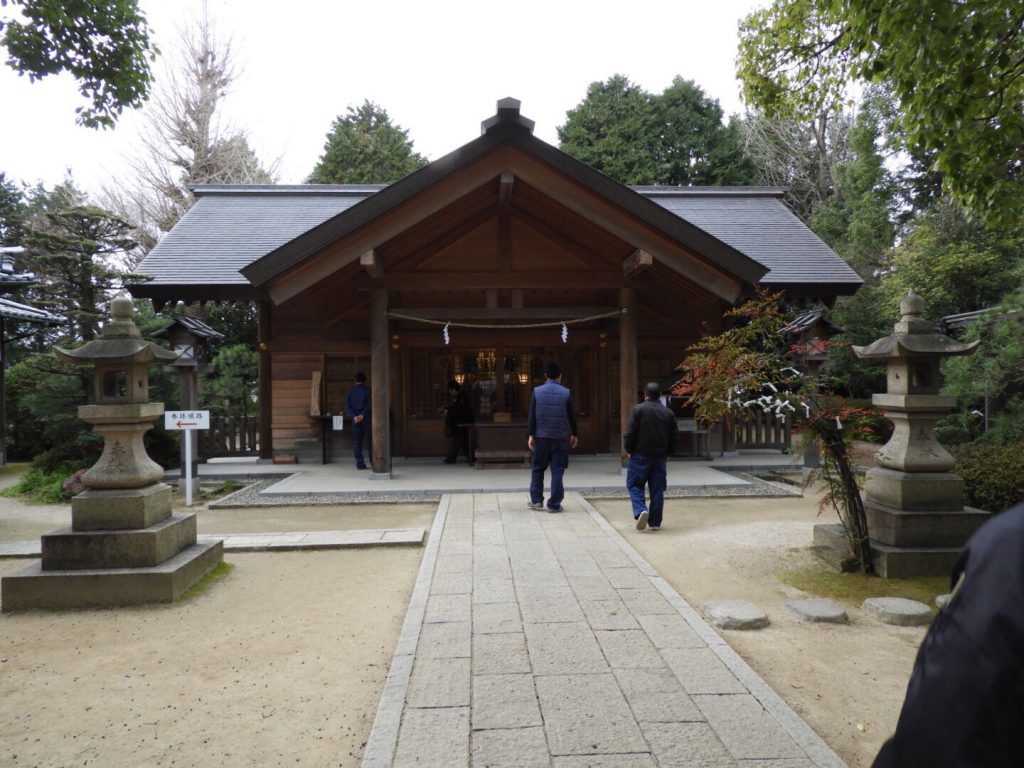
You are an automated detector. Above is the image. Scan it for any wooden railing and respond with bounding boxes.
[199,415,259,458]
[734,411,792,451]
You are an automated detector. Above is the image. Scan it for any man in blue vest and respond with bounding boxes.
[346,372,371,470]
[527,361,579,512]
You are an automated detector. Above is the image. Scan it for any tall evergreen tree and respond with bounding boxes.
[558,75,755,186]
[23,179,134,344]
[308,101,426,184]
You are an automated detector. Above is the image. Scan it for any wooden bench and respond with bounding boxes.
[474,449,531,469]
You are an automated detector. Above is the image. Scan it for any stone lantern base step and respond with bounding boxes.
[0,540,223,612]
[864,502,989,548]
[813,523,962,578]
[42,514,197,570]
[72,483,173,531]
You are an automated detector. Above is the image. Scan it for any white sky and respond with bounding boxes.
[1,0,766,195]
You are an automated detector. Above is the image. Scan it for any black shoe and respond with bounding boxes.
[442,458,456,464]
[356,465,369,471]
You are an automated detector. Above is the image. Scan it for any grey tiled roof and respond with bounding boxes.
[133,184,861,295]
[151,313,225,340]
[636,187,862,290]
[0,297,63,325]
[135,185,381,287]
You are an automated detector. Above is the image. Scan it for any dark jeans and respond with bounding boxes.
[530,437,569,510]
[352,419,369,468]
[626,454,667,526]
[446,427,473,463]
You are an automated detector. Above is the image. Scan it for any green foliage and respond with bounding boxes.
[206,302,258,348]
[558,74,755,186]
[879,201,1024,321]
[950,443,1024,514]
[737,0,1024,225]
[808,89,895,273]
[201,343,258,418]
[942,287,1024,445]
[0,171,26,244]
[24,203,135,342]
[1,463,80,503]
[5,354,89,462]
[1,0,156,128]
[308,101,426,184]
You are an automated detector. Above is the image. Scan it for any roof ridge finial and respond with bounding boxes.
[481,97,535,135]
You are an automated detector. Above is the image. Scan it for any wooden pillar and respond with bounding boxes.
[619,286,637,466]
[257,300,273,459]
[370,289,391,473]
[595,328,609,453]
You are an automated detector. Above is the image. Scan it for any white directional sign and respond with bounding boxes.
[165,410,210,430]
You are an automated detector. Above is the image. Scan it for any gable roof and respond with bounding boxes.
[238,113,768,291]
[636,188,862,294]
[132,100,862,303]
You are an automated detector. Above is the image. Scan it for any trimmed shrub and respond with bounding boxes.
[951,442,1024,513]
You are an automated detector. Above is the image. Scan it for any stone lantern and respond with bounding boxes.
[816,292,988,577]
[1,297,224,611]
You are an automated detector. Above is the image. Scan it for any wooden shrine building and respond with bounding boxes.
[131,99,862,472]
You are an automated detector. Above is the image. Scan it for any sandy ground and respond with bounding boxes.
[0,461,924,768]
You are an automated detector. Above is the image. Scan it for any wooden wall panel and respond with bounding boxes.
[270,353,321,459]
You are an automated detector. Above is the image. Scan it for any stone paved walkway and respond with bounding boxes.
[363,492,846,768]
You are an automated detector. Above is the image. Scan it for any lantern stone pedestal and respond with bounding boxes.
[813,293,988,577]
[1,298,223,611]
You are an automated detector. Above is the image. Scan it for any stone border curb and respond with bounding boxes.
[0,529,426,559]
[208,470,800,508]
[361,494,450,768]
[575,492,847,768]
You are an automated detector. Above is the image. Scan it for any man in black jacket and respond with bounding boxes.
[623,382,678,531]
[872,500,1024,768]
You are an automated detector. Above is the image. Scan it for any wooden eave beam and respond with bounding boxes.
[499,170,514,209]
[503,146,746,303]
[360,249,383,278]
[387,207,498,273]
[264,147,521,305]
[390,306,614,320]
[512,204,622,269]
[354,271,623,292]
[623,249,653,276]
[326,296,371,327]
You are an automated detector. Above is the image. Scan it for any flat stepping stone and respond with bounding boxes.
[702,600,769,630]
[863,597,932,626]
[786,598,848,624]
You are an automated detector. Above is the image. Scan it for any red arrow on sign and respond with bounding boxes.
[176,421,197,428]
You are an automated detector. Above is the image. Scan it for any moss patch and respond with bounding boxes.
[778,564,949,607]
[179,561,234,602]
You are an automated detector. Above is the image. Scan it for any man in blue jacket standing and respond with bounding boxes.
[346,372,371,470]
[527,361,579,512]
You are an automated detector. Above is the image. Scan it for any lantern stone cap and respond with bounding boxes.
[54,296,181,365]
[853,291,980,360]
